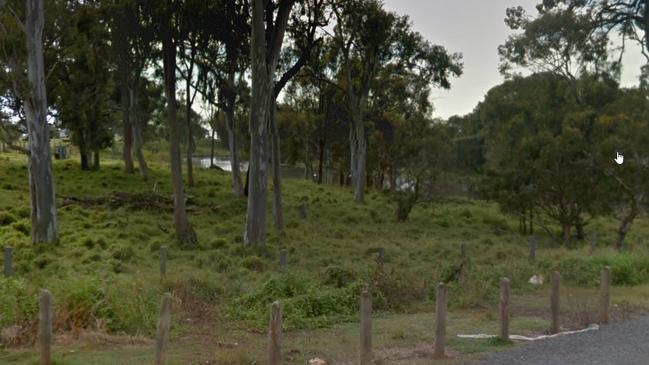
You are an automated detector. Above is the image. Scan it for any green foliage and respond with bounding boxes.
[239,256,266,272]
[225,273,363,330]
[321,265,356,288]
[543,253,649,286]
[0,211,17,226]
[393,192,418,222]
[0,278,37,327]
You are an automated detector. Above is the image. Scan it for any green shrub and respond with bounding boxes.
[225,273,363,330]
[181,277,224,302]
[542,253,649,286]
[0,211,16,226]
[112,245,136,262]
[210,238,227,250]
[11,220,30,236]
[240,256,265,272]
[149,240,162,252]
[15,207,29,219]
[321,265,356,288]
[0,278,37,326]
[392,192,417,222]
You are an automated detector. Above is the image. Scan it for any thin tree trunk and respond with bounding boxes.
[575,217,585,241]
[529,208,534,235]
[561,223,571,245]
[93,149,100,170]
[130,87,148,181]
[185,76,194,187]
[304,138,311,180]
[24,0,57,243]
[162,12,197,246]
[121,82,134,173]
[225,104,243,197]
[80,139,90,171]
[318,139,324,184]
[350,116,367,202]
[210,128,216,167]
[616,194,640,251]
[270,103,284,232]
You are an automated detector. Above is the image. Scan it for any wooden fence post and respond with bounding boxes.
[38,290,53,365]
[499,277,510,341]
[155,293,172,365]
[279,249,287,271]
[598,266,611,324]
[159,247,167,278]
[433,282,447,359]
[360,288,372,365]
[550,271,560,334]
[4,246,12,277]
[268,301,282,365]
[528,236,536,262]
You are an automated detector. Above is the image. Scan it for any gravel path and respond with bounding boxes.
[473,316,649,365]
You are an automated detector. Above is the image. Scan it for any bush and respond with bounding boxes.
[112,245,136,262]
[321,265,356,288]
[542,253,649,286]
[240,256,265,272]
[0,211,16,226]
[210,238,227,250]
[0,278,37,327]
[11,220,30,236]
[225,273,363,330]
[393,192,418,222]
[180,277,224,302]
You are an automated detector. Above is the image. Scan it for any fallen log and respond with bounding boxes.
[61,192,173,211]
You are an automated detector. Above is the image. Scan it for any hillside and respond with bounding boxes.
[2,153,649,364]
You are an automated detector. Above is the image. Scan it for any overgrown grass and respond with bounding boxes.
[2,150,649,342]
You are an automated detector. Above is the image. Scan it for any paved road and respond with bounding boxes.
[474,316,649,365]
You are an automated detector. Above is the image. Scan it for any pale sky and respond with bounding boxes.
[382,0,645,119]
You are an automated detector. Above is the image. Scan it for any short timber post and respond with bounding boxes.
[433,282,447,359]
[550,271,560,334]
[268,301,282,365]
[155,293,172,365]
[360,288,372,365]
[598,266,611,324]
[499,277,510,341]
[38,290,53,365]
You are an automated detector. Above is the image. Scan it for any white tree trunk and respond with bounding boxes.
[245,0,293,245]
[130,88,148,181]
[225,106,243,197]
[24,0,58,243]
[162,11,196,245]
[244,0,272,246]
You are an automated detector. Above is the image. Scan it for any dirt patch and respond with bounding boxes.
[373,342,458,364]
[54,329,152,347]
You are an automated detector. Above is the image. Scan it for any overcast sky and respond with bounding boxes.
[382,0,646,119]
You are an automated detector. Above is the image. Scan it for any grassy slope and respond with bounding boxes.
[1,151,649,364]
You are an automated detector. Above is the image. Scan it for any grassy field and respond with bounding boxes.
[1,150,649,364]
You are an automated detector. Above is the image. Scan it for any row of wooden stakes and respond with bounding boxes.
[32,266,612,364]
